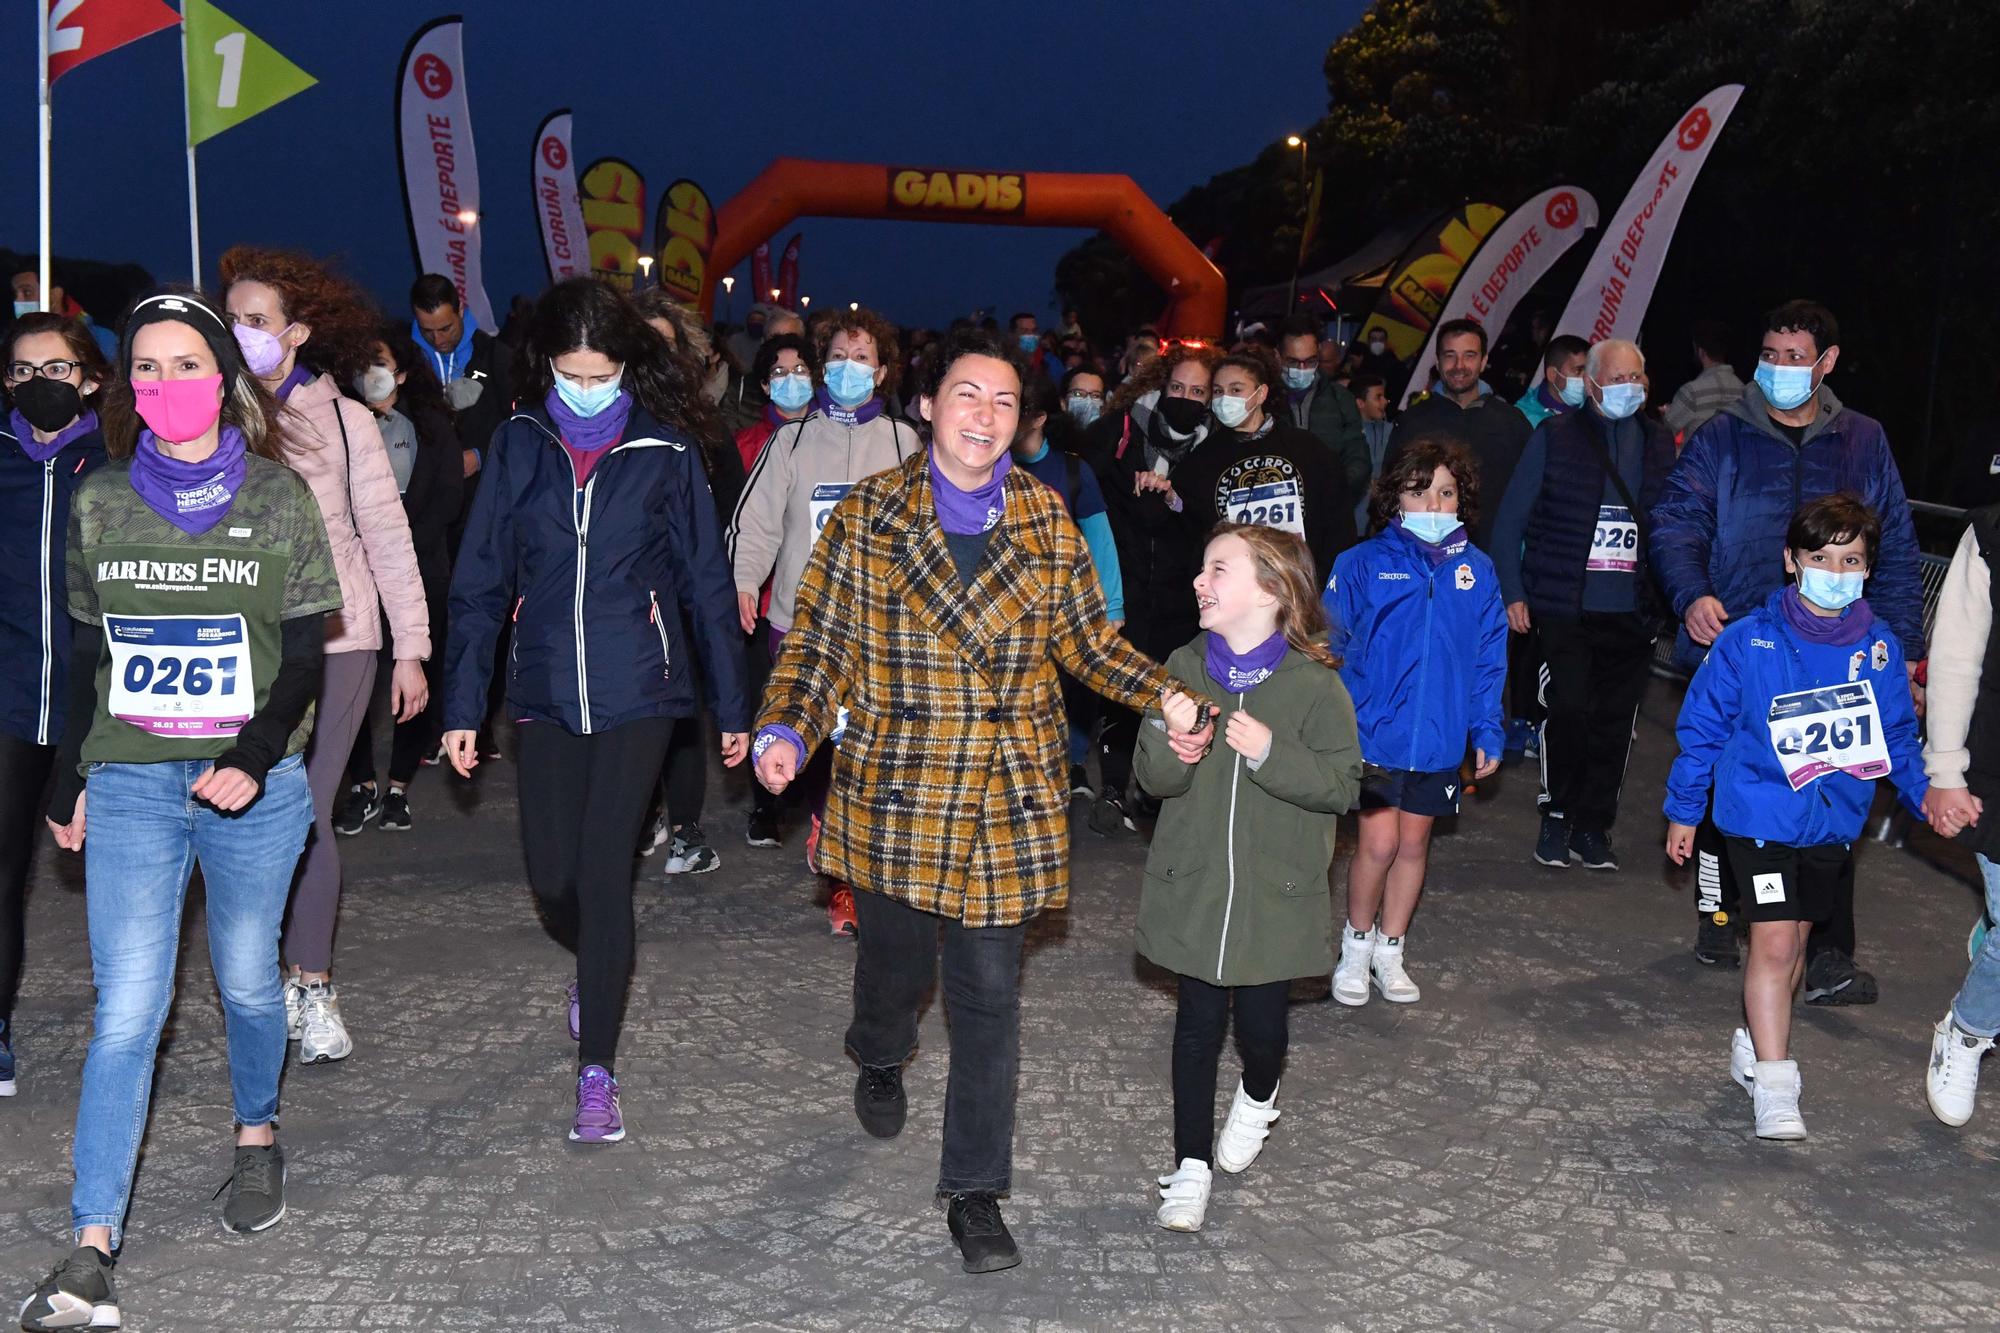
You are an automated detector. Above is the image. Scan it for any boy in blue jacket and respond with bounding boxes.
[1665,494,1928,1141]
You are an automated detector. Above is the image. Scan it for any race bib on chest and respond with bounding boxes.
[105,613,256,738]
[1225,479,1305,537]
[1767,679,1890,791]
[809,482,854,540]
[1588,505,1639,573]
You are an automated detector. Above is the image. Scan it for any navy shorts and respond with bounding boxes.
[1358,765,1463,817]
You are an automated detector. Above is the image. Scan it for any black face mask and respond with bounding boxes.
[1156,395,1208,437]
[10,377,84,434]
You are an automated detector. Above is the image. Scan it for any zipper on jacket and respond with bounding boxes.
[648,591,672,680]
[1215,691,1245,978]
[568,463,596,734]
[35,460,54,745]
[1408,574,1436,773]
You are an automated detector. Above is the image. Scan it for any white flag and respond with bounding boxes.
[532,110,589,283]
[395,18,495,332]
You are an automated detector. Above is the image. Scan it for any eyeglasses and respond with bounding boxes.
[6,359,81,384]
[769,367,812,380]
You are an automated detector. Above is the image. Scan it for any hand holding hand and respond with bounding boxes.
[1924,786,1981,838]
[1160,689,1202,735]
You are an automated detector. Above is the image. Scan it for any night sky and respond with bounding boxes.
[4,1,1368,330]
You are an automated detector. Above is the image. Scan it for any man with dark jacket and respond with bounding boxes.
[1650,299,1923,991]
[1491,339,1675,874]
[1387,318,1532,551]
[1277,315,1370,498]
[410,273,517,486]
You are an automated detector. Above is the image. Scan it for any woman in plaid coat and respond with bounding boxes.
[754,328,1212,1274]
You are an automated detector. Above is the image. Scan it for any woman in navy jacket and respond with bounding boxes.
[0,313,108,1096]
[441,279,748,1145]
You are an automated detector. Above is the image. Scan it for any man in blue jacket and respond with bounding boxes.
[1649,300,1923,994]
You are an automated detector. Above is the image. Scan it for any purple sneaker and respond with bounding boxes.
[569,1065,624,1143]
[565,982,579,1042]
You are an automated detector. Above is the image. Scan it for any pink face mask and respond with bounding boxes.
[131,374,226,444]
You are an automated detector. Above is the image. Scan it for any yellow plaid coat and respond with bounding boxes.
[757,451,1180,927]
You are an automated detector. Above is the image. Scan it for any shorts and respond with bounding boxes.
[1723,836,1852,925]
[1358,764,1463,818]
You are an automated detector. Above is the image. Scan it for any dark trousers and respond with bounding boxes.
[516,717,673,1071]
[1172,974,1289,1165]
[1507,626,1542,725]
[1693,801,1856,960]
[1535,611,1655,832]
[0,736,55,1024]
[745,618,779,819]
[844,890,1025,1195]
[347,597,447,790]
[652,610,708,828]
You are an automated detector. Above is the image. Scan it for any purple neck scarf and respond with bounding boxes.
[544,388,634,453]
[1206,629,1288,693]
[9,408,96,464]
[929,447,1011,535]
[275,365,314,402]
[129,426,248,535]
[813,386,885,428]
[1781,585,1874,645]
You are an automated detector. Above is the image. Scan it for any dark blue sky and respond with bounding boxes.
[5,2,1368,329]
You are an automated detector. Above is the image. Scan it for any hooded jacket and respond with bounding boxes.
[412,319,517,461]
[0,415,106,745]
[1648,382,1922,670]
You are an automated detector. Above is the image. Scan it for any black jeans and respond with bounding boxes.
[1507,625,1542,725]
[0,736,55,1025]
[844,890,1025,1195]
[1535,611,1655,833]
[654,611,708,828]
[516,717,673,1071]
[746,619,779,819]
[1171,974,1289,1165]
[1693,799,1855,960]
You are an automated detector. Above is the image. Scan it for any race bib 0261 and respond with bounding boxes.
[105,613,256,738]
[1226,479,1305,537]
[1767,679,1890,791]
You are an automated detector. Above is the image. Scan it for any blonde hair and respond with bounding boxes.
[1205,523,1340,669]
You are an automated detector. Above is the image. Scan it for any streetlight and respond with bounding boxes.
[721,274,735,322]
[635,255,654,289]
[1285,134,1311,309]
[770,287,781,303]
[456,208,478,226]
[849,302,858,312]
[799,295,811,311]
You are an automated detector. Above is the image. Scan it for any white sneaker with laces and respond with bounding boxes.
[1730,1028,1756,1094]
[282,971,305,1041]
[1332,929,1372,1007]
[1155,1157,1212,1231]
[297,980,354,1064]
[1214,1080,1280,1174]
[1751,1059,1807,1140]
[1370,930,1421,1004]
[1927,1011,1993,1127]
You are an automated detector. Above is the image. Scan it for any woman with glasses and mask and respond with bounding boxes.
[0,314,110,1101]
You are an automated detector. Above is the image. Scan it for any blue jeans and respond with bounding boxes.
[1955,855,2000,1038]
[71,755,311,1248]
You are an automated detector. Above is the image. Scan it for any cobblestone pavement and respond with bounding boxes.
[4,686,1999,1332]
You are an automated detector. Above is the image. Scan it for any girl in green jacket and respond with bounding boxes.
[1137,523,1363,1233]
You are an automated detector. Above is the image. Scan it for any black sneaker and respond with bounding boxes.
[1804,949,1879,1006]
[1088,791,1133,837]
[1067,764,1094,800]
[378,790,412,831]
[18,1246,118,1331]
[854,1063,907,1138]
[1572,828,1618,871]
[1533,814,1574,868]
[1694,912,1740,968]
[333,783,379,837]
[668,824,720,875]
[745,804,781,848]
[946,1192,1021,1274]
[219,1143,287,1233]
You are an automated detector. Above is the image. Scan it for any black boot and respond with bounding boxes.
[1693,911,1740,968]
[946,1192,1021,1274]
[854,1063,907,1138]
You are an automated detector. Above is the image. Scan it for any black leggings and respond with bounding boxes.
[658,714,708,828]
[516,717,673,1072]
[0,736,55,1025]
[1172,974,1289,1165]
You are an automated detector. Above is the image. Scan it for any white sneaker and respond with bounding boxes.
[296,980,354,1064]
[1332,929,1372,1007]
[1155,1157,1212,1231]
[1730,1028,1756,1094]
[1927,1011,1993,1128]
[282,971,305,1041]
[1214,1081,1281,1174]
[1369,931,1421,1004]
[1751,1059,1807,1140]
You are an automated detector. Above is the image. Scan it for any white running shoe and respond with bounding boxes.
[1927,1011,1993,1128]
[282,971,305,1041]
[1751,1059,1807,1140]
[1214,1081,1281,1174]
[1730,1028,1756,1094]
[1332,929,1372,1007]
[1369,930,1421,1004]
[1155,1157,1212,1231]
[296,980,354,1064]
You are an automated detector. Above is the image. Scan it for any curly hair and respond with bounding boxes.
[519,277,724,449]
[1366,436,1480,538]
[813,307,901,399]
[629,287,717,375]
[1108,341,1221,414]
[1203,522,1341,670]
[217,245,383,385]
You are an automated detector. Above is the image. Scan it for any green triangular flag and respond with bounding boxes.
[184,0,317,145]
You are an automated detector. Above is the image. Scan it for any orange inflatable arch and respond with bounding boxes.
[699,159,1226,338]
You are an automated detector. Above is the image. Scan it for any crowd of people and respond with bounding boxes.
[1,254,1995,1322]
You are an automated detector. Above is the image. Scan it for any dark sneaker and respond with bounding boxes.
[745,804,781,849]
[1088,791,1133,837]
[1504,717,1531,759]
[420,744,446,767]
[1694,912,1740,968]
[378,790,412,831]
[477,734,502,761]
[1533,815,1574,868]
[333,783,379,836]
[1572,828,1618,871]
[569,1065,624,1143]
[854,1063,907,1138]
[946,1192,1022,1274]
[1804,949,1879,1006]
[1068,764,1094,800]
[666,824,720,875]
[219,1143,287,1233]
[18,1245,118,1331]
[0,1018,15,1097]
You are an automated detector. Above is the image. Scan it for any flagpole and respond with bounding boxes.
[37,2,53,312]
[180,11,200,283]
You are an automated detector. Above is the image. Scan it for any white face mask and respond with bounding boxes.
[355,365,398,404]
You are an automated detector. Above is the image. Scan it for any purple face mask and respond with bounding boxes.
[232,322,295,377]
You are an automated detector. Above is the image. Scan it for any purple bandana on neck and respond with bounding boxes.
[1206,629,1288,693]
[544,387,634,453]
[275,365,313,402]
[929,447,1011,535]
[813,386,885,428]
[1780,584,1874,645]
[129,425,248,535]
[9,408,96,463]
